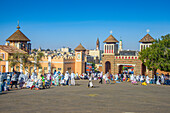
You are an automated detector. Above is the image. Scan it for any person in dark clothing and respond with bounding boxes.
[121,73,124,82]
[154,75,157,84]
[99,72,103,84]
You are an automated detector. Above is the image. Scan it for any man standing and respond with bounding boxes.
[10,72,18,89]
[0,73,4,93]
[99,72,103,84]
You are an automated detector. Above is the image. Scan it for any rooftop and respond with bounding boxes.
[6,24,30,42]
[139,34,155,43]
[74,43,86,51]
[103,34,119,43]
[0,45,27,54]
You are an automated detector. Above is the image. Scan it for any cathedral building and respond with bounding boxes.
[102,32,155,77]
[0,23,86,75]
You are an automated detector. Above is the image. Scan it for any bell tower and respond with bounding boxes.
[6,21,31,53]
[96,38,100,50]
[139,29,155,51]
[103,31,119,55]
[74,43,86,74]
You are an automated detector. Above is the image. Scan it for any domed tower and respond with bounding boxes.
[103,34,119,55]
[6,21,31,53]
[74,43,86,74]
[96,38,100,50]
[139,30,155,51]
[102,32,119,74]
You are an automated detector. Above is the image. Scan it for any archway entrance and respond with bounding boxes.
[142,63,146,75]
[119,65,134,74]
[105,61,111,74]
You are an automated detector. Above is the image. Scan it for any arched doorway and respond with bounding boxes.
[119,65,123,74]
[105,61,111,74]
[142,63,146,75]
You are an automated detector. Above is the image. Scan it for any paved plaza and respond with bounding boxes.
[0,80,170,113]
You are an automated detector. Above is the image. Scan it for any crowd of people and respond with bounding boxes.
[0,70,77,93]
[98,72,170,86]
[0,70,170,93]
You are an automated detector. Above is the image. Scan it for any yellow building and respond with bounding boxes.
[0,24,86,75]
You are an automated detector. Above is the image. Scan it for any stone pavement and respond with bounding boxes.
[0,80,170,113]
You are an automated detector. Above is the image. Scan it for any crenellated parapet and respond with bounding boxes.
[51,55,64,60]
[64,56,75,60]
[41,56,48,61]
[115,56,139,60]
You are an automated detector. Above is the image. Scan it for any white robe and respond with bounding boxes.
[65,73,69,81]
[161,75,164,84]
[136,75,139,81]
[146,76,150,84]
[140,76,144,82]
[89,76,93,87]
[130,74,134,81]
[156,79,161,85]
[71,73,75,86]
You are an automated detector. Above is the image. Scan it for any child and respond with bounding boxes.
[42,75,45,89]
[3,80,9,91]
[141,79,147,86]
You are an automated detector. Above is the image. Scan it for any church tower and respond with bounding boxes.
[96,38,100,50]
[102,32,119,74]
[139,30,155,51]
[103,34,119,55]
[118,39,123,52]
[74,43,86,74]
[6,21,31,53]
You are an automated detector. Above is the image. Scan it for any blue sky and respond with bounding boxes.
[0,0,170,50]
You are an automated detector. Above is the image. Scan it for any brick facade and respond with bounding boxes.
[102,54,153,78]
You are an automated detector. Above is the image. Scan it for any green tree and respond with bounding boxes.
[46,49,50,51]
[32,49,38,52]
[139,34,170,76]
[8,52,44,72]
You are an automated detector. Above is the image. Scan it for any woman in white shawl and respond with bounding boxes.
[140,75,144,82]
[130,74,134,81]
[19,72,26,89]
[156,76,161,85]
[71,72,75,86]
[145,75,150,84]
[114,74,118,81]
[65,71,69,85]
[161,74,165,85]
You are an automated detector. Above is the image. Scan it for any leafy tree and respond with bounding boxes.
[46,49,50,51]
[139,34,170,76]
[32,49,38,52]
[8,52,44,72]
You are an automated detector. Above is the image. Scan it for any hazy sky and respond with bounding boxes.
[0,0,170,50]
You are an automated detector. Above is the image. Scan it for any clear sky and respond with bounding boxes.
[0,0,170,50]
